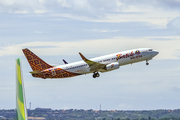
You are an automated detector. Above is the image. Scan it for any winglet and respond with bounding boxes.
[79,52,88,61]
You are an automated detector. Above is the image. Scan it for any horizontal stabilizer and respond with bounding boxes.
[63,59,68,64]
[30,71,42,74]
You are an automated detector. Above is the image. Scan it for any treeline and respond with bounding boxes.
[1,108,180,120]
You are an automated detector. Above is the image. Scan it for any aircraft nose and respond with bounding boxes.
[153,50,159,56]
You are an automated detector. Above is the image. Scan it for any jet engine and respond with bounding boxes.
[105,62,119,71]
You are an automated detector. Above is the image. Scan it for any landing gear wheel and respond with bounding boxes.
[93,74,96,78]
[146,60,149,65]
[96,73,100,77]
[93,72,100,78]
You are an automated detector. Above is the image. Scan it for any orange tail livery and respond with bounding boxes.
[22,48,80,79]
[22,48,53,71]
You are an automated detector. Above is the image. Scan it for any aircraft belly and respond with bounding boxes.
[65,67,90,75]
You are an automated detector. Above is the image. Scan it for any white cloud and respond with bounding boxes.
[2,0,179,15]
[117,0,180,11]
[53,11,179,28]
[0,0,47,13]
[0,0,179,27]
[51,2,179,27]
[1,36,180,60]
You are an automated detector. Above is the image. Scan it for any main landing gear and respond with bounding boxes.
[93,72,100,78]
[146,60,149,65]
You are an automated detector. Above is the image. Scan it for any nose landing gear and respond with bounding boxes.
[146,60,149,65]
[93,72,100,78]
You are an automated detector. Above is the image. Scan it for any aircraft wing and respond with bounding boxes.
[79,52,106,72]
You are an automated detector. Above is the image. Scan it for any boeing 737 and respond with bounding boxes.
[22,48,159,79]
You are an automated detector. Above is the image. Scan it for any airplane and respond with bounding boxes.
[16,58,28,120]
[22,48,159,79]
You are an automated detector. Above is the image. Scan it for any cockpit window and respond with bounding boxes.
[149,49,153,51]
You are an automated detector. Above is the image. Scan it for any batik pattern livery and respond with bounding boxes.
[16,58,28,120]
[22,49,80,79]
[22,49,53,71]
[32,67,81,79]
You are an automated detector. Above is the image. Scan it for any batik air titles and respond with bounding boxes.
[22,48,159,79]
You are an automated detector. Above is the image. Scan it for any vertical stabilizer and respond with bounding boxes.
[22,48,53,71]
[16,58,28,120]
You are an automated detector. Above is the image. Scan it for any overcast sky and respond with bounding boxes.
[0,0,180,110]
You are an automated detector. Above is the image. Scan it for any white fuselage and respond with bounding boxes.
[55,48,159,75]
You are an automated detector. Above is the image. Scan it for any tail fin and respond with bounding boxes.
[22,48,53,71]
[16,58,28,120]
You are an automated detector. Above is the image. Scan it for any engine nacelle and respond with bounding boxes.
[106,62,119,71]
